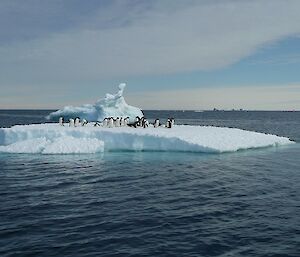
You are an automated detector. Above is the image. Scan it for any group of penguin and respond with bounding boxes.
[130,116,149,128]
[95,117,130,128]
[138,117,175,128]
[59,117,88,127]
[58,116,175,128]
[100,116,175,128]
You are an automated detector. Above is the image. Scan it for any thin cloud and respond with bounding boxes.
[249,53,300,65]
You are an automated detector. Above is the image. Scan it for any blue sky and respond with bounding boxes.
[0,0,300,110]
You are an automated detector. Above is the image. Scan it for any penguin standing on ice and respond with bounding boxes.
[127,116,139,128]
[69,118,74,127]
[59,117,64,126]
[108,117,114,128]
[124,117,129,127]
[143,118,149,128]
[120,117,124,127]
[102,118,108,127]
[145,119,149,128]
[74,117,80,127]
[113,118,117,127]
[154,119,160,128]
[170,118,175,128]
[166,118,174,128]
[115,117,120,127]
[81,119,88,126]
[166,118,170,128]
[135,116,141,127]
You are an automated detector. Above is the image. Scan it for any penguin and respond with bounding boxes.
[108,117,114,128]
[120,117,124,127]
[74,117,80,127]
[124,117,129,127]
[154,119,160,128]
[115,117,120,127]
[94,121,101,127]
[113,118,117,127]
[81,119,88,126]
[59,117,64,126]
[128,116,139,128]
[135,116,141,127]
[105,117,110,127]
[69,118,74,127]
[143,118,149,128]
[165,118,170,128]
[170,118,175,128]
[142,117,146,127]
[102,118,108,127]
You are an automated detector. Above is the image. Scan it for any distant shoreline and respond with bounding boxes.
[0,109,299,112]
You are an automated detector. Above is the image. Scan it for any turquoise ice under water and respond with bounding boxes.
[0,110,299,257]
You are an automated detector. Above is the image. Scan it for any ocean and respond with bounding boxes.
[0,110,299,257]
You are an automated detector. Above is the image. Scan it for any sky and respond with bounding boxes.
[0,0,300,110]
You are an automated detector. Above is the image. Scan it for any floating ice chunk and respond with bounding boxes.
[0,123,294,154]
[47,83,143,122]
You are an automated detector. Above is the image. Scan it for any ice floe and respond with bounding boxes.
[0,123,293,154]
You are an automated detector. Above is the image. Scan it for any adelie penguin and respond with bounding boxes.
[69,118,75,127]
[140,117,144,127]
[81,119,88,126]
[170,118,175,128]
[143,118,149,128]
[108,117,114,128]
[115,117,120,127]
[154,119,160,128]
[128,116,140,128]
[94,121,101,127]
[120,117,124,127]
[124,117,129,127]
[166,118,170,128]
[59,117,64,126]
[102,118,108,127]
[135,116,141,127]
[74,117,80,127]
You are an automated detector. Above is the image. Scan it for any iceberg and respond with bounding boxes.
[47,83,143,122]
[0,123,294,154]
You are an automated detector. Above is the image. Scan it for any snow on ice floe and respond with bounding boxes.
[0,136,104,154]
[47,83,143,122]
[0,123,294,154]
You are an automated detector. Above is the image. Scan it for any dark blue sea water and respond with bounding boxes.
[0,110,299,257]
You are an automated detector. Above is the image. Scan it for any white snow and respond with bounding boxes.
[47,83,143,122]
[0,135,104,154]
[43,136,104,154]
[0,123,294,154]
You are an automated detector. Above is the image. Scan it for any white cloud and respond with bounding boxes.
[1,0,300,84]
